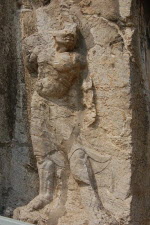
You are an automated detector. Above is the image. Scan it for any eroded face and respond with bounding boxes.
[54,30,77,50]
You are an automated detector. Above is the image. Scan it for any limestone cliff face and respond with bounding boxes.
[1,0,150,225]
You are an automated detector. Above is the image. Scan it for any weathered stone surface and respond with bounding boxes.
[13,0,133,224]
[0,0,38,217]
[1,0,150,225]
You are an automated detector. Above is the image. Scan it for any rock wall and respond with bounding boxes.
[0,0,38,217]
[131,1,150,224]
[1,0,150,225]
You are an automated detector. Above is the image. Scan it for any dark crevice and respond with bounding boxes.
[131,0,150,224]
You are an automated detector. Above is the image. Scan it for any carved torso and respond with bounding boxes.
[30,45,85,156]
[27,25,86,156]
[36,51,84,99]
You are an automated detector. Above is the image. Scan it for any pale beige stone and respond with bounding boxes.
[3,0,149,225]
[13,1,132,224]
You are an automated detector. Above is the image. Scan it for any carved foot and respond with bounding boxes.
[13,195,52,223]
[26,194,52,211]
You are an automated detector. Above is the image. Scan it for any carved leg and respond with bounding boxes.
[27,156,55,211]
[70,149,118,225]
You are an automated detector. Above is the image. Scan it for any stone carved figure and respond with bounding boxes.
[24,23,87,211]
[14,23,118,225]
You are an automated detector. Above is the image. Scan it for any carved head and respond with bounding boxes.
[53,23,77,52]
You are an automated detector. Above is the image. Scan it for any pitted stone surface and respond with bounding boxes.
[13,1,133,224]
[1,0,150,225]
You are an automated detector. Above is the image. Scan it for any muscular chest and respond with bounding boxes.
[52,52,78,72]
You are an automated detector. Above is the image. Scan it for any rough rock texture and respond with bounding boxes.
[1,0,150,225]
[0,0,38,217]
[131,1,150,224]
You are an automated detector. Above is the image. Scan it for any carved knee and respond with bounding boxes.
[36,156,54,170]
[70,149,90,185]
